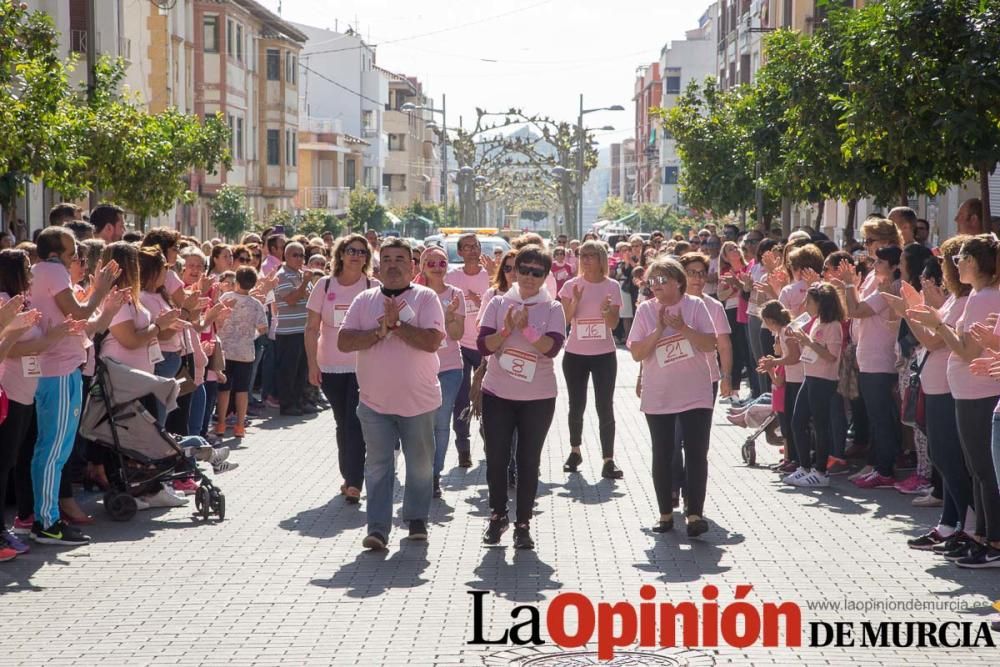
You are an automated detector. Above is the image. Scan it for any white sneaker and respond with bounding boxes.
[134,495,151,511]
[212,460,239,474]
[782,467,810,485]
[144,486,190,508]
[792,469,829,487]
[209,447,230,466]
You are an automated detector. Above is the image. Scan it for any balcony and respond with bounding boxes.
[299,186,349,211]
[363,127,379,138]
[301,117,344,135]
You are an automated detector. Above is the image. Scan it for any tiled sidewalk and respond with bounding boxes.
[1,349,996,665]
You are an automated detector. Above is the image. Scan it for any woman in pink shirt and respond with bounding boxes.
[559,240,623,479]
[305,234,376,504]
[138,248,185,425]
[478,245,566,550]
[908,234,1000,567]
[627,258,717,537]
[550,247,572,294]
[783,284,844,487]
[418,246,466,497]
[718,241,750,400]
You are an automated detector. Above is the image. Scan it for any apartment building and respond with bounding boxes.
[621,139,637,204]
[659,4,717,210]
[295,118,367,216]
[193,0,306,234]
[383,75,441,210]
[633,63,662,205]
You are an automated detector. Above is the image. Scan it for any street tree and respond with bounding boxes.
[210,184,252,241]
[599,196,633,222]
[347,186,386,233]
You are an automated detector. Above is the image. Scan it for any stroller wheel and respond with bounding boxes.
[105,492,138,522]
[195,486,212,521]
[741,440,757,467]
[211,491,226,521]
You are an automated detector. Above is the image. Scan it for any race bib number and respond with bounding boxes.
[555,270,569,281]
[576,318,607,341]
[499,348,537,383]
[22,355,41,378]
[264,290,276,306]
[148,340,165,365]
[747,301,761,318]
[655,335,695,368]
[798,345,819,364]
[333,304,349,327]
[399,303,416,323]
[791,313,812,331]
[465,295,480,315]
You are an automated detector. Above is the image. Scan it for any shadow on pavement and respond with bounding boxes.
[634,520,745,583]
[466,547,563,603]
[280,496,368,538]
[556,473,626,506]
[310,542,430,598]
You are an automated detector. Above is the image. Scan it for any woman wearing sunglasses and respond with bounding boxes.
[478,245,566,550]
[419,246,466,497]
[627,257,718,537]
[559,240,623,480]
[305,234,376,504]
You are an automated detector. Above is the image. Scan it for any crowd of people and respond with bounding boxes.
[1,198,999,569]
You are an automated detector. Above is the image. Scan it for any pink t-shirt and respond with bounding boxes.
[433,285,466,373]
[140,291,182,353]
[342,284,445,417]
[778,280,809,318]
[855,290,899,374]
[0,292,43,405]
[190,327,208,386]
[779,328,805,384]
[164,270,185,300]
[479,292,566,401]
[446,266,490,350]
[802,320,843,381]
[551,262,573,293]
[31,260,87,377]
[702,295,730,383]
[920,294,964,396]
[305,275,374,373]
[559,276,623,356]
[627,295,716,414]
[261,254,281,276]
[544,272,558,298]
[947,287,1000,400]
[101,301,156,373]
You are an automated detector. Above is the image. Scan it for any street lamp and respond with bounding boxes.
[576,96,624,238]
[401,94,449,207]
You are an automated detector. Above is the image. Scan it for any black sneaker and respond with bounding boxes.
[458,451,472,468]
[279,407,304,416]
[482,515,509,545]
[30,520,90,546]
[601,459,624,480]
[686,515,709,538]
[933,532,971,554]
[907,529,948,551]
[433,476,442,498]
[362,532,387,550]
[513,524,534,550]
[563,451,582,473]
[408,520,428,541]
[943,540,982,562]
[298,403,319,414]
[955,544,1000,568]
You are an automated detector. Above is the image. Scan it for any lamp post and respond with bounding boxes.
[401,94,448,208]
[577,96,624,238]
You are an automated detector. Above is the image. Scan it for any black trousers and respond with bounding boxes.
[451,346,482,451]
[482,393,555,524]
[320,372,366,489]
[726,308,753,393]
[779,381,802,463]
[562,350,617,458]
[792,376,838,472]
[276,332,308,410]
[955,396,1000,542]
[645,408,713,517]
[0,400,34,525]
[924,393,972,528]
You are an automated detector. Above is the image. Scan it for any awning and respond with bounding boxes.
[385,211,402,225]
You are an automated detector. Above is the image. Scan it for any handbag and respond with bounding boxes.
[174,355,196,397]
[901,352,928,432]
[837,342,860,400]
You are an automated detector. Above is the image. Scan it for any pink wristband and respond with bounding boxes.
[523,324,541,343]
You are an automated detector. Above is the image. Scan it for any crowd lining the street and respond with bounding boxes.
[1,198,1000,570]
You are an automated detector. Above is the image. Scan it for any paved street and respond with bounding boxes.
[2,348,997,666]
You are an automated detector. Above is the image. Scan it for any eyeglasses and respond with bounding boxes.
[423,260,448,269]
[647,275,672,286]
[503,264,515,273]
[344,247,370,257]
[686,270,708,279]
[952,254,969,267]
[517,266,546,279]
[690,240,702,246]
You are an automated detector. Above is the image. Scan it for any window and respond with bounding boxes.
[227,114,235,154]
[267,129,280,165]
[285,53,297,84]
[285,130,291,168]
[662,166,679,185]
[266,49,281,81]
[236,24,243,62]
[292,134,297,166]
[664,76,681,94]
[236,117,244,160]
[226,19,233,56]
[388,133,406,151]
[203,16,219,53]
[345,160,356,189]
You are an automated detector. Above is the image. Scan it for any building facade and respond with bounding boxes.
[633,62,662,205]
[383,75,441,210]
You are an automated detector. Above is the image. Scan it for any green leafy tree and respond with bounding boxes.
[210,184,252,241]
[599,196,633,221]
[636,202,678,234]
[296,209,343,237]
[347,186,386,232]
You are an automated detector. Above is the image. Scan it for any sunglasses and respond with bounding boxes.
[503,264,515,273]
[951,254,968,267]
[647,275,672,286]
[690,240,702,246]
[252,253,262,258]
[344,247,370,257]
[423,260,448,269]
[235,255,251,262]
[517,266,546,279]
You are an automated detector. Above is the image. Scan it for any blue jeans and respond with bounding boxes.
[201,380,218,437]
[451,346,482,451]
[357,402,435,540]
[261,335,277,401]
[153,352,183,426]
[188,384,206,438]
[858,372,900,476]
[433,369,463,478]
[33,371,83,528]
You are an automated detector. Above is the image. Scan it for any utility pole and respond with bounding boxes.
[440,93,448,208]
[86,0,98,210]
[577,94,585,240]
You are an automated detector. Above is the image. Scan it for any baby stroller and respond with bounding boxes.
[726,393,782,467]
[79,357,227,522]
